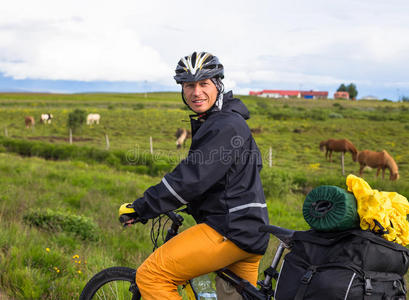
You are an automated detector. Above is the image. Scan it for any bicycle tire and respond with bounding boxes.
[79,266,141,300]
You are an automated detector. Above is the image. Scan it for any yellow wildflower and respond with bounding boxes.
[73,255,79,259]
[308,163,320,170]
[46,248,50,252]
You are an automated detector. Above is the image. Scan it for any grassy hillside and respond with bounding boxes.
[0,92,408,299]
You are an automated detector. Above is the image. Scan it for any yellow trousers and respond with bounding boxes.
[135,223,262,300]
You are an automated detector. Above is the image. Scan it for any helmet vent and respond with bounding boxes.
[191,52,197,68]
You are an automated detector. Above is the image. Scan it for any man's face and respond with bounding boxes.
[183,79,218,113]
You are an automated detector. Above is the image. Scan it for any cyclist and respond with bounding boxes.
[122,51,270,299]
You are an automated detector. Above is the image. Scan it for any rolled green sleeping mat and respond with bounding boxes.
[303,185,360,232]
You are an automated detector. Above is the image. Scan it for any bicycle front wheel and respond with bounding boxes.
[79,266,141,300]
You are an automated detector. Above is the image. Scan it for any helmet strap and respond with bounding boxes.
[210,78,224,112]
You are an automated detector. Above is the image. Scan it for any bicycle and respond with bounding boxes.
[79,208,295,300]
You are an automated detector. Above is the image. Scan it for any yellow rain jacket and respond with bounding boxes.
[346,174,409,246]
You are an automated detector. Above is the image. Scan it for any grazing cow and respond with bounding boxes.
[319,138,358,162]
[87,113,100,125]
[25,116,35,128]
[357,150,399,181]
[175,128,191,149]
[40,113,53,124]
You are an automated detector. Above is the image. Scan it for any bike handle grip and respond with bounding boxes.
[119,214,134,224]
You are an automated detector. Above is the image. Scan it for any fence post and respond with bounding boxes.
[150,136,153,154]
[69,128,72,144]
[341,152,345,176]
[269,146,272,168]
[4,127,8,137]
[105,133,110,150]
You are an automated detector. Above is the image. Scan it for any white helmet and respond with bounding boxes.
[174,51,224,84]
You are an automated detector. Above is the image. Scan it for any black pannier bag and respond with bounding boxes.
[274,229,409,300]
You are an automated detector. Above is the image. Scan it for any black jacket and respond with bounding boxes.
[132,91,270,254]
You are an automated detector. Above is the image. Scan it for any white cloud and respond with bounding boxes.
[0,0,409,98]
[0,2,172,82]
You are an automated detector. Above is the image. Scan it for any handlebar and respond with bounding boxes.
[119,214,138,225]
[119,209,186,239]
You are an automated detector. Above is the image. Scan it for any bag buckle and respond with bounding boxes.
[301,267,316,284]
[364,276,373,295]
[393,280,407,294]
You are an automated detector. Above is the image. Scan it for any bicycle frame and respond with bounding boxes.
[80,208,294,300]
[184,281,198,299]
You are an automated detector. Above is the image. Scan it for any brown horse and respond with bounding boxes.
[319,138,358,162]
[357,150,399,181]
[175,128,191,149]
[25,116,35,128]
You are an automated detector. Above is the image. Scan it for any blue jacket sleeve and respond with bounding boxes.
[132,119,248,219]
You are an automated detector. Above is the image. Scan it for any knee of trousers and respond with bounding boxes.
[135,263,154,288]
[135,259,176,291]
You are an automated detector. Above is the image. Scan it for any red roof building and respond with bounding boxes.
[301,91,328,99]
[249,90,300,98]
[249,90,328,99]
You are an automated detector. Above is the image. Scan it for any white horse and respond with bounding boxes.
[87,113,100,125]
[40,113,53,124]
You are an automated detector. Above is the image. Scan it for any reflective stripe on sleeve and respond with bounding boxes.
[162,177,188,204]
[229,203,267,213]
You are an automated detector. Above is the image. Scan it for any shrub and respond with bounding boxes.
[368,114,389,121]
[133,103,144,110]
[267,110,292,120]
[329,112,344,119]
[67,109,86,133]
[261,168,293,198]
[305,109,328,121]
[23,209,99,241]
[0,137,177,176]
[256,101,273,115]
[151,160,172,176]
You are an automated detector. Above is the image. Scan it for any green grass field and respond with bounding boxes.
[0,92,408,299]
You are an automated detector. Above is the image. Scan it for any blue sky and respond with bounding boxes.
[1,0,408,100]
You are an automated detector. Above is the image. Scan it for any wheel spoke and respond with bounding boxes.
[108,281,119,299]
[92,280,133,300]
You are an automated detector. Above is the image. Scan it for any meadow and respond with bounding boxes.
[0,92,408,299]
